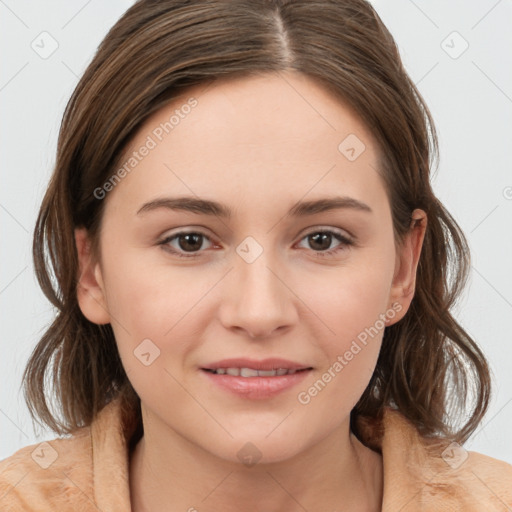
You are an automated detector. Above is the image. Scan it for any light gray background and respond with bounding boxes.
[1,0,511,465]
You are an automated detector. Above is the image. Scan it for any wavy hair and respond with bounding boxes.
[23,0,491,446]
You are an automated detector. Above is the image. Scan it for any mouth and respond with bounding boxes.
[201,367,312,377]
[200,357,313,374]
[199,358,314,399]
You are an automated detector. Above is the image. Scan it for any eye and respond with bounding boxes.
[159,230,214,258]
[158,227,354,259]
[296,229,354,257]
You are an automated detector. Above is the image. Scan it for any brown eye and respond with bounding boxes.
[308,232,334,251]
[297,229,354,256]
[176,233,204,252]
[159,231,213,258]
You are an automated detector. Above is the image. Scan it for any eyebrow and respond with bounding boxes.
[136,195,373,218]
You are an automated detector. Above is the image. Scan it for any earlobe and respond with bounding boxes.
[386,209,427,325]
[74,227,111,325]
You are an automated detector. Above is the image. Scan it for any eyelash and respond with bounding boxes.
[158,229,355,259]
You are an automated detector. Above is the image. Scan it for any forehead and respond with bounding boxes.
[103,71,385,218]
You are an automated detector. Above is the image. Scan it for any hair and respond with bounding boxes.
[23,0,491,447]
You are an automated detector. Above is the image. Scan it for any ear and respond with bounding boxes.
[74,227,110,325]
[386,209,427,325]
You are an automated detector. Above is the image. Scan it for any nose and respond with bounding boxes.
[218,250,298,339]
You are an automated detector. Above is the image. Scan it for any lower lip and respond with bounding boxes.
[201,369,312,399]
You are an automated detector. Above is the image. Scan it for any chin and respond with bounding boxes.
[221,432,308,467]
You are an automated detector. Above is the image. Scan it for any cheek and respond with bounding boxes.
[100,251,225,389]
[296,262,393,423]
[101,250,208,335]
[101,256,206,398]
[311,252,395,347]
[297,245,395,411]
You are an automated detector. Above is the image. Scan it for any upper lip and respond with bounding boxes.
[201,358,312,371]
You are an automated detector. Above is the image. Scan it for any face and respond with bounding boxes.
[76,71,425,465]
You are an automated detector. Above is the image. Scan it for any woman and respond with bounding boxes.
[1,0,511,510]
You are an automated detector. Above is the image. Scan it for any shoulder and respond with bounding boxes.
[433,446,512,506]
[0,426,94,511]
[373,408,512,510]
[408,420,512,509]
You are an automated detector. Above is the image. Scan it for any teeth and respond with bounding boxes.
[240,368,259,377]
[210,367,304,377]
[258,370,278,377]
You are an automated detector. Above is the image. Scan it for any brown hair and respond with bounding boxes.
[23,0,491,446]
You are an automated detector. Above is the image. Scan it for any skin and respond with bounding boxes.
[75,70,427,512]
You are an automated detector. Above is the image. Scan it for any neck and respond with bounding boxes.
[129,410,383,512]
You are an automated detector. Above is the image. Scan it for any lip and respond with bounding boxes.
[200,358,313,400]
[201,357,311,371]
